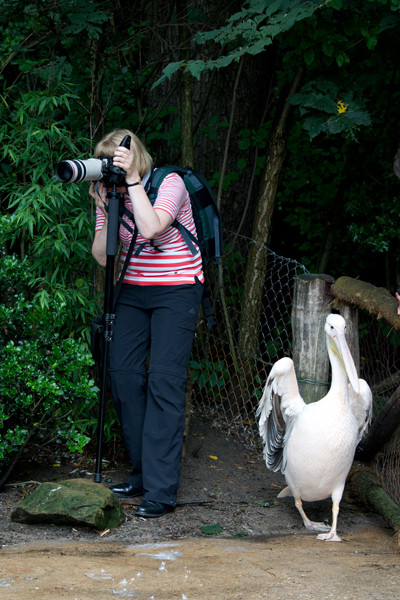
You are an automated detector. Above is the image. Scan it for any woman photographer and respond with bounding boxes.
[90,129,203,518]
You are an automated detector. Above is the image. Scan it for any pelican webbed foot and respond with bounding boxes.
[294,497,330,533]
[317,531,343,542]
[304,521,331,533]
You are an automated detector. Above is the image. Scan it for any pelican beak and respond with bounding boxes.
[330,332,360,395]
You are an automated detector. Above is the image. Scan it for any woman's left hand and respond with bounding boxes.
[89,181,108,217]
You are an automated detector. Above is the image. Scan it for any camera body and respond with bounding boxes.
[54,135,131,188]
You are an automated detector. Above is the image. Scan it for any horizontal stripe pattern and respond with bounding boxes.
[95,171,204,285]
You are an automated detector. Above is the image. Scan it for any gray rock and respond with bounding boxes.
[11,478,125,529]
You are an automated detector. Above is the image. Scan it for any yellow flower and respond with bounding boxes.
[337,100,348,114]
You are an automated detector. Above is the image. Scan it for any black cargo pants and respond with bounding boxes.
[109,278,203,506]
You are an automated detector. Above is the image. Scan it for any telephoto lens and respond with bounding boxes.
[54,158,104,183]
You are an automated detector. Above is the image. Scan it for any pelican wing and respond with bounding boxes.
[348,378,373,442]
[257,357,305,472]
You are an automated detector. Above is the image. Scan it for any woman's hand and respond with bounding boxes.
[89,181,108,217]
[113,145,140,185]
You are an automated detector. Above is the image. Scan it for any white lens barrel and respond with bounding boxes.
[55,158,103,183]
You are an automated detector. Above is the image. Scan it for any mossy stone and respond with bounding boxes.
[11,478,125,530]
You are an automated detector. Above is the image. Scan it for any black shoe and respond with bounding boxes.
[110,482,143,498]
[135,500,174,518]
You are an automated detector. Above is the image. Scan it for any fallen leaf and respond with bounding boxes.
[209,455,218,460]
[257,501,275,508]
[201,523,222,535]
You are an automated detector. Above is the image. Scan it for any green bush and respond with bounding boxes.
[0,252,98,475]
[0,83,101,340]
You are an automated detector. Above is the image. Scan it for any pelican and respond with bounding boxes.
[257,313,372,542]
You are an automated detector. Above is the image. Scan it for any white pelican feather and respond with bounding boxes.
[257,313,372,542]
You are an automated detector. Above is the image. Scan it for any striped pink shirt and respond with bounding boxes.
[95,171,204,285]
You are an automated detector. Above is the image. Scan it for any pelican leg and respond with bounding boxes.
[294,497,330,533]
[317,501,343,542]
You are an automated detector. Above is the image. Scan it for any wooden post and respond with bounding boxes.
[291,274,334,404]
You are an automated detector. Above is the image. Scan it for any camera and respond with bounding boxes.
[54,156,125,187]
[54,135,131,188]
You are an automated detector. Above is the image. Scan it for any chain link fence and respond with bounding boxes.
[189,230,309,449]
[358,311,400,399]
[358,310,400,506]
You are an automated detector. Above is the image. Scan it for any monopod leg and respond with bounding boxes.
[94,190,120,483]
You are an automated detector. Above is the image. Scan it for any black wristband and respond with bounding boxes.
[126,180,141,188]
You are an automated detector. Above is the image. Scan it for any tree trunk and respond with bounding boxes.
[177,0,194,167]
[180,68,194,167]
[237,68,303,362]
[177,0,194,452]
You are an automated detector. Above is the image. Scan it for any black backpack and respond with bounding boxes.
[125,165,223,326]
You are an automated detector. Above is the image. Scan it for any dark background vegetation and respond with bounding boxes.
[1,0,400,477]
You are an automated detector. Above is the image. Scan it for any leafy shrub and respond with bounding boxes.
[0,252,98,476]
[0,83,100,340]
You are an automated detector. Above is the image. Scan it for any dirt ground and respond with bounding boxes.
[0,416,399,599]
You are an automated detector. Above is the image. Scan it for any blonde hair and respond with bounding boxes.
[94,128,153,177]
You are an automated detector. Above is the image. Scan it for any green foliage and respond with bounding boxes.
[146,106,181,150]
[347,197,400,254]
[201,522,222,535]
[288,80,371,140]
[58,2,109,39]
[199,115,229,142]
[0,252,98,472]
[221,243,247,307]
[153,0,327,87]
[0,82,100,336]
[238,123,270,152]
[189,359,230,392]
[275,122,352,270]
[268,1,400,282]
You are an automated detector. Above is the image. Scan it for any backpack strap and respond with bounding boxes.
[137,166,201,257]
[172,220,199,256]
[145,165,183,201]
[200,280,216,327]
[112,226,138,309]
